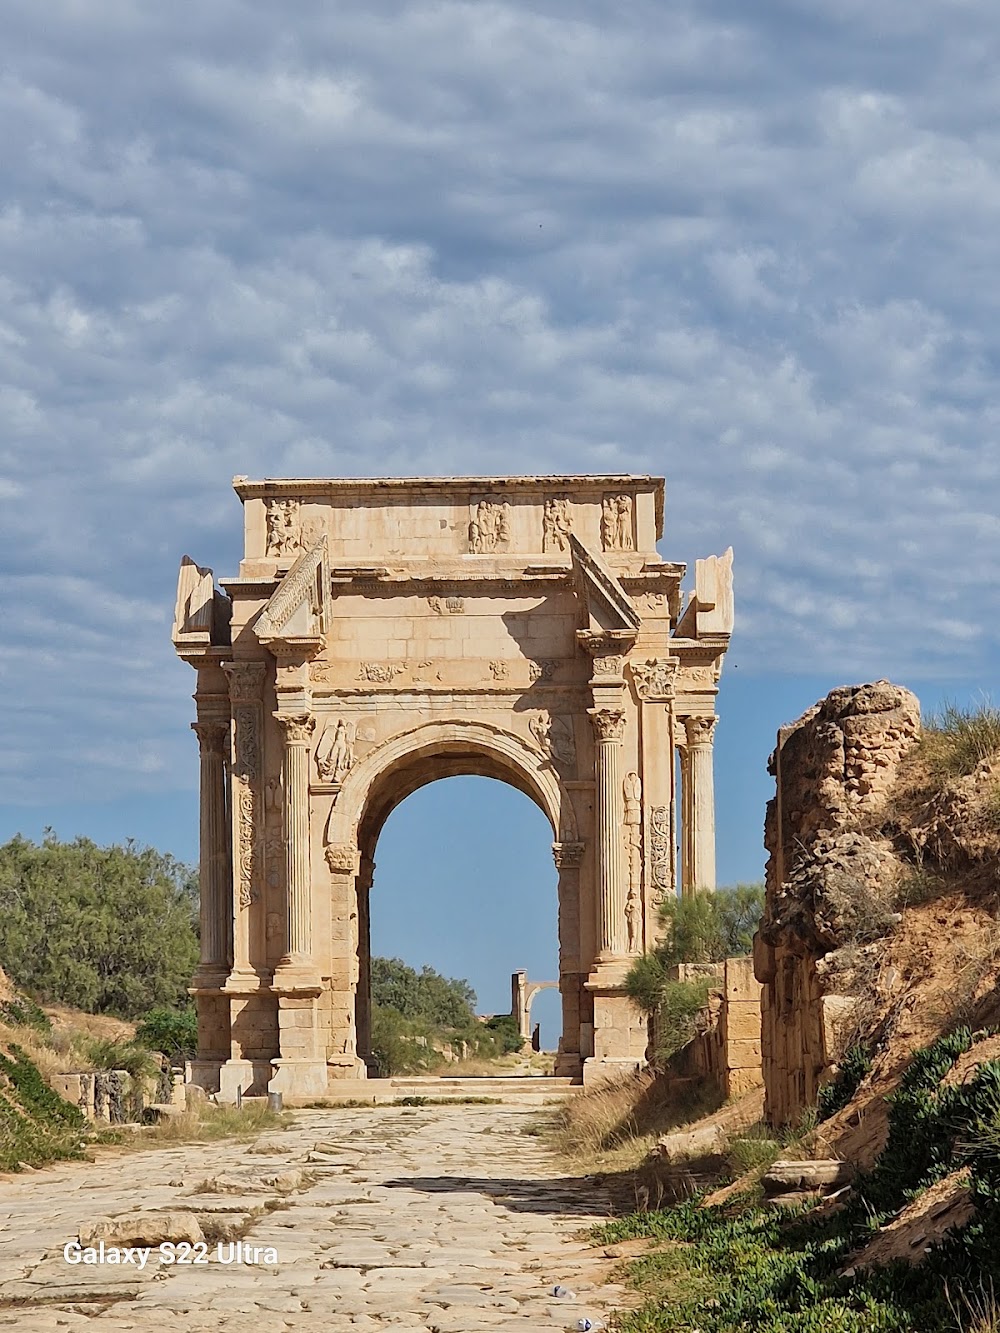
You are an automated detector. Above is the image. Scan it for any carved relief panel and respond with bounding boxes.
[601,493,634,551]
[469,499,511,553]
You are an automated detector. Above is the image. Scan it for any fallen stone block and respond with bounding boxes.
[79,1211,205,1247]
[656,1124,724,1163]
[142,1103,187,1123]
[762,1160,854,1194]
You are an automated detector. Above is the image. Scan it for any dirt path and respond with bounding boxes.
[0,1105,627,1331]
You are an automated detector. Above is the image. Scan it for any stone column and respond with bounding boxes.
[684,716,717,892]
[589,708,627,959]
[274,712,317,981]
[553,840,585,1073]
[191,720,230,984]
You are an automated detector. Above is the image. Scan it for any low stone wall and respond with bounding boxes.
[670,957,764,1099]
[51,1067,185,1123]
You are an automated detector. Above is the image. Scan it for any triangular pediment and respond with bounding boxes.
[172,556,231,651]
[569,533,641,637]
[255,537,330,650]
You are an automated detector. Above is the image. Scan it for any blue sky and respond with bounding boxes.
[2,2,999,1036]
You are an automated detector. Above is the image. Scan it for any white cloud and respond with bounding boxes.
[1,0,1000,802]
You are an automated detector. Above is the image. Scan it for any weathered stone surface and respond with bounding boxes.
[0,1105,626,1331]
[656,1124,724,1162]
[756,681,920,1126]
[79,1211,204,1247]
[762,1160,854,1194]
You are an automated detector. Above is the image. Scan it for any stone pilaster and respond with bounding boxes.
[324,842,366,1079]
[589,708,627,959]
[683,715,717,892]
[356,854,375,1073]
[222,661,267,988]
[191,719,231,987]
[273,712,318,986]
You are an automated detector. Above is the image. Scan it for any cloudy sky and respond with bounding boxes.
[2,1,998,1022]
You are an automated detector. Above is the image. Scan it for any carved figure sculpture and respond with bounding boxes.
[265,498,303,557]
[601,494,634,551]
[542,496,572,552]
[529,712,576,771]
[626,887,642,953]
[470,499,512,553]
[316,718,356,783]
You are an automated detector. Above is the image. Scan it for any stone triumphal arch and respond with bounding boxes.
[172,475,733,1099]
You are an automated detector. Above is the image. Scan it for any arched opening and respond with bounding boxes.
[364,775,559,1069]
[328,719,587,1080]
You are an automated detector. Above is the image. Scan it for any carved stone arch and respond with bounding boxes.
[330,717,578,851]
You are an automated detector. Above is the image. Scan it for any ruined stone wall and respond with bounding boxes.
[754,681,920,1126]
[669,957,764,1099]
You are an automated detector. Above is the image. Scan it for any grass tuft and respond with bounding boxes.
[919,699,1000,779]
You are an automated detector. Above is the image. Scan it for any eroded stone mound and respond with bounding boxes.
[755,681,920,1126]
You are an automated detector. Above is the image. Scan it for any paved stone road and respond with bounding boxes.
[0,1105,628,1332]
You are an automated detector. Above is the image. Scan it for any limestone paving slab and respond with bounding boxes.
[0,1106,625,1330]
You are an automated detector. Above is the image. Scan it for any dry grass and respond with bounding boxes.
[136,1102,292,1145]
[551,1069,723,1170]
[425,1051,555,1078]
[947,1279,1000,1333]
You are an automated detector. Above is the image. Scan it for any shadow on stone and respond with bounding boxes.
[382,1174,614,1216]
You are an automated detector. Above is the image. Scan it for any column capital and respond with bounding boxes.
[629,656,678,701]
[552,840,585,869]
[684,715,717,747]
[275,712,315,745]
[191,720,228,754]
[223,660,266,704]
[589,708,626,743]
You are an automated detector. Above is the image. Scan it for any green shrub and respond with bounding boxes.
[0,1045,86,1171]
[368,1005,438,1077]
[654,978,714,1063]
[654,884,765,969]
[818,1044,874,1121]
[85,1038,161,1082]
[0,996,51,1032]
[482,1013,523,1053]
[135,1007,198,1063]
[0,834,198,1017]
[370,957,477,1027]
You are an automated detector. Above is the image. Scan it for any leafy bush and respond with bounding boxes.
[0,1044,86,1171]
[370,957,477,1027]
[624,885,764,1065]
[368,1005,439,1077]
[0,835,198,1017]
[654,977,714,1063]
[85,1038,161,1082]
[483,1012,523,1053]
[654,884,765,968]
[135,1007,198,1063]
[0,996,51,1032]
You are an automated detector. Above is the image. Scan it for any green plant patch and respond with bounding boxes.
[818,1045,873,1122]
[595,1029,1000,1332]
